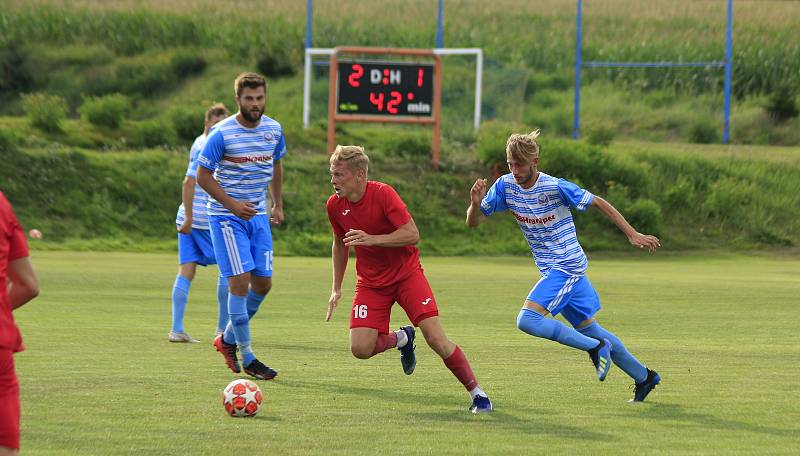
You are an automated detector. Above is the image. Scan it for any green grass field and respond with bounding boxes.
[15,251,800,454]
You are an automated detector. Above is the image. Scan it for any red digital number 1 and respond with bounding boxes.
[417,68,424,87]
[348,64,364,87]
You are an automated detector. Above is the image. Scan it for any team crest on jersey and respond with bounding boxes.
[538,193,548,204]
[263,132,274,142]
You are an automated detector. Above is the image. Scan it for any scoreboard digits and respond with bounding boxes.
[336,61,434,117]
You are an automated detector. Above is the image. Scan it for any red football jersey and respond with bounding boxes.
[0,192,28,352]
[326,181,421,287]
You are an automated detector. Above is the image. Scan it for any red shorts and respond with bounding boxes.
[0,350,20,450]
[350,269,439,333]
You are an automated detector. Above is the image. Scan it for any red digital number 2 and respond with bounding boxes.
[387,91,402,114]
[348,64,364,87]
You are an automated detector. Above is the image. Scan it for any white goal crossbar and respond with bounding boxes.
[303,47,483,130]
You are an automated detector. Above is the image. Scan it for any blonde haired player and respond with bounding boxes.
[326,145,493,414]
[467,130,662,402]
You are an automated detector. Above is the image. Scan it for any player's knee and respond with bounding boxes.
[516,308,545,336]
[350,344,373,360]
[252,283,271,296]
[423,332,449,354]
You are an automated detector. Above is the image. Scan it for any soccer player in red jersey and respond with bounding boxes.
[325,145,492,414]
[0,191,40,455]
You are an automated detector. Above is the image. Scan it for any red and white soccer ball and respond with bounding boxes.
[222,379,263,417]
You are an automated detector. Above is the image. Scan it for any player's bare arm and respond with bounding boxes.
[591,196,661,253]
[466,178,488,227]
[178,176,195,234]
[326,235,350,321]
[269,160,284,225]
[343,218,419,247]
[197,166,257,221]
[8,256,39,310]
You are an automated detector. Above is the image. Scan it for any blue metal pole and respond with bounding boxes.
[436,0,444,48]
[723,0,733,144]
[305,0,313,48]
[573,0,582,139]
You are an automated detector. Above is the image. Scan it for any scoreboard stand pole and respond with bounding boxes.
[327,47,442,170]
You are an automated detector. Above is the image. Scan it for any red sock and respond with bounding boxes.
[443,346,478,391]
[370,332,398,356]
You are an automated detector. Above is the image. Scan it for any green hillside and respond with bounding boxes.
[1,0,799,254]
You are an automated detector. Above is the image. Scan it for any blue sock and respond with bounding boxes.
[227,294,255,365]
[246,289,266,318]
[216,276,229,333]
[516,308,599,351]
[223,289,266,343]
[223,293,246,345]
[170,275,191,333]
[578,322,648,383]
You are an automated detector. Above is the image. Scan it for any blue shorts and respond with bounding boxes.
[209,214,273,278]
[177,229,216,266]
[527,269,601,327]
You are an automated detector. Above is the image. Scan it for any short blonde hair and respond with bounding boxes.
[330,145,369,175]
[205,103,229,122]
[506,129,541,162]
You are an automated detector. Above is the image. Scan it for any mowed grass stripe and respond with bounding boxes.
[14,252,800,455]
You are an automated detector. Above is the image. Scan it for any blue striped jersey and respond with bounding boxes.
[480,172,594,276]
[176,133,212,229]
[197,114,287,216]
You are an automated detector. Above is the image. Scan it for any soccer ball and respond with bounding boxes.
[222,379,263,417]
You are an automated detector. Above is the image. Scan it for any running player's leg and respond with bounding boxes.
[348,283,406,359]
[566,278,648,384]
[517,271,612,380]
[517,270,601,351]
[398,270,492,413]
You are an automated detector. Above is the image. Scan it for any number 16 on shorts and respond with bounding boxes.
[353,304,368,319]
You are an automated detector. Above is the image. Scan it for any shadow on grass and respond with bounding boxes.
[277,379,612,441]
[617,402,798,437]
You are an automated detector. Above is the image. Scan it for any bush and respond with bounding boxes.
[169,106,206,143]
[135,120,176,148]
[585,121,616,147]
[663,177,696,210]
[384,132,430,160]
[625,198,663,236]
[22,92,68,132]
[79,94,131,129]
[116,61,175,95]
[689,120,719,144]
[703,177,752,223]
[170,50,207,79]
[765,84,799,123]
[0,128,19,152]
[255,49,296,78]
[0,42,34,93]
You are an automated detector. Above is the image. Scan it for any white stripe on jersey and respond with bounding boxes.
[204,115,286,216]
[220,221,244,275]
[176,134,212,229]
[501,172,589,276]
[547,275,581,312]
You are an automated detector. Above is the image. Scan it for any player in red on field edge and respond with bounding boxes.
[325,145,492,414]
